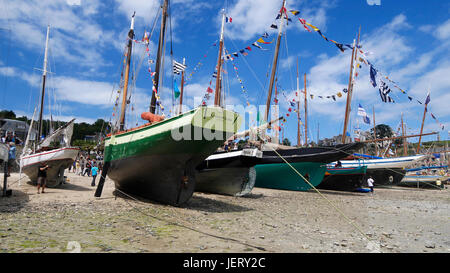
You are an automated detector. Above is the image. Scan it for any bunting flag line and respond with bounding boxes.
[359,55,443,130]
[289,11,353,53]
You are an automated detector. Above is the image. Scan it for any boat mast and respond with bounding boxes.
[264,0,286,122]
[342,27,361,144]
[178,58,185,115]
[150,0,169,114]
[401,113,407,156]
[304,73,308,146]
[37,25,50,142]
[373,106,377,156]
[296,57,302,147]
[416,93,428,154]
[119,12,135,131]
[274,78,279,144]
[214,9,226,107]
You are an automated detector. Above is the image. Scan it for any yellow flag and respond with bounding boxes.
[305,22,319,32]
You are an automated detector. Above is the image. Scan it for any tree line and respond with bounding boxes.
[0,110,109,144]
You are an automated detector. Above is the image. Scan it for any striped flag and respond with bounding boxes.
[357,104,371,124]
[378,81,395,103]
[173,60,186,75]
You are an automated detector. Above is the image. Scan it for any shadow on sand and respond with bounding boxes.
[112,190,252,213]
[25,180,91,192]
[0,189,30,213]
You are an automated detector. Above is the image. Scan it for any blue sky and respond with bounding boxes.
[0,0,449,145]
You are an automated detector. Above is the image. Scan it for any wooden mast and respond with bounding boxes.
[416,93,429,154]
[342,39,356,144]
[304,73,308,146]
[150,0,169,114]
[274,78,279,144]
[342,27,361,144]
[373,106,377,156]
[401,113,407,156]
[119,13,135,131]
[264,0,286,122]
[296,57,301,147]
[37,25,50,142]
[214,10,226,106]
[178,58,185,115]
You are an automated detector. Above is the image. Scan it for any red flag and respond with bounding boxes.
[206,86,214,93]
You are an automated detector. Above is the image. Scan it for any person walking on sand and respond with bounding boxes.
[37,162,50,194]
[90,164,99,187]
[74,160,79,175]
[367,176,375,195]
[7,142,16,177]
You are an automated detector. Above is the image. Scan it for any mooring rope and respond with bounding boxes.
[265,143,378,249]
[112,187,269,252]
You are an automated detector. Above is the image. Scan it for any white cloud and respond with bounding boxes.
[434,19,450,40]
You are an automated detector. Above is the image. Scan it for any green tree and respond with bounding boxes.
[370,124,393,139]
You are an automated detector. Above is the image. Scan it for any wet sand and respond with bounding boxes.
[0,172,449,253]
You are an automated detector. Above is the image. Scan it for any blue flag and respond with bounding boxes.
[370,65,377,87]
[174,80,181,99]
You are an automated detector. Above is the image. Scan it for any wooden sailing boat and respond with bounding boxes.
[20,26,79,187]
[254,0,364,191]
[96,2,242,205]
[194,9,263,196]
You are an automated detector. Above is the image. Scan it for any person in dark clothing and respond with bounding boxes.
[37,163,50,194]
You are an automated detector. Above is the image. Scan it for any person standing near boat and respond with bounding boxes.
[37,162,50,194]
[7,142,16,177]
[91,164,99,187]
[367,176,375,195]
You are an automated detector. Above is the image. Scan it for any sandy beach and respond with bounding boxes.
[0,171,449,253]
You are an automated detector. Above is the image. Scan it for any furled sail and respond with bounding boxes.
[39,118,75,148]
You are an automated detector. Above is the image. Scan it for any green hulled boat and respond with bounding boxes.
[255,162,326,191]
[104,106,241,205]
[317,165,367,191]
[95,5,241,206]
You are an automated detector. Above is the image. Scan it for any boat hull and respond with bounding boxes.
[318,166,367,191]
[195,148,262,196]
[255,162,326,191]
[195,166,257,196]
[335,155,426,186]
[399,175,447,188]
[20,147,79,187]
[104,107,242,205]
